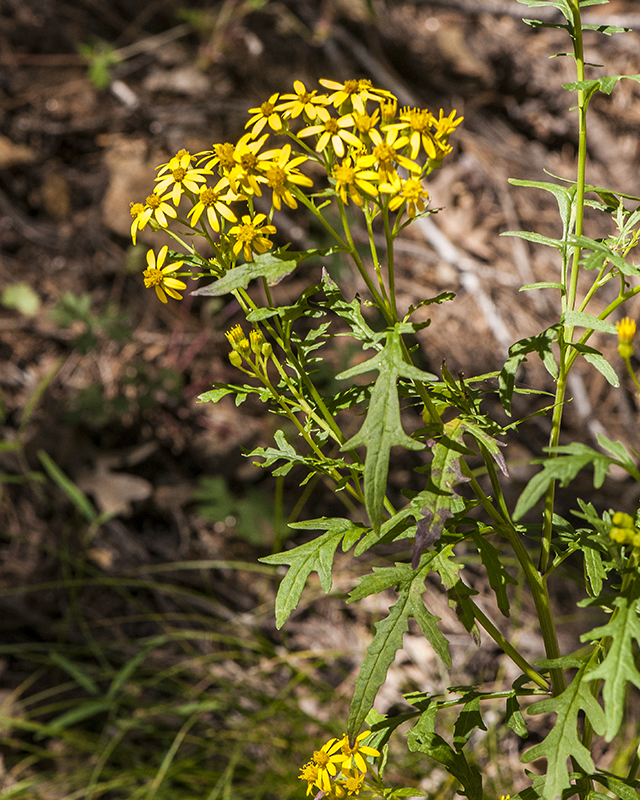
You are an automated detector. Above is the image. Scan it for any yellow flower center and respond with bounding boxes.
[146,194,161,208]
[298,90,314,104]
[172,167,187,182]
[354,113,375,133]
[265,165,287,187]
[235,222,260,244]
[215,143,236,171]
[334,163,356,185]
[240,153,258,171]
[313,750,330,768]
[373,143,395,166]
[143,268,164,288]
[402,179,427,201]
[200,188,221,206]
[260,101,275,115]
[406,109,432,133]
[343,80,359,95]
[357,79,372,92]
[130,202,144,217]
[323,118,340,134]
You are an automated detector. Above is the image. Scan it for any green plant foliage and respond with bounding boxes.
[521,659,606,800]
[580,584,640,741]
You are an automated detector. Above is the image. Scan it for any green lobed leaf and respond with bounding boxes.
[506,691,528,739]
[320,271,378,346]
[453,693,487,752]
[337,328,429,529]
[259,518,365,628]
[580,585,640,741]
[521,659,606,800]
[592,772,640,800]
[407,704,482,800]
[348,556,451,739]
[499,326,560,416]
[513,443,617,520]
[191,249,305,296]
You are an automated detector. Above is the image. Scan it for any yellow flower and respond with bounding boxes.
[319,78,392,115]
[617,316,636,359]
[358,127,421,184]
[384,106,438,160]
[276,80,328,120]
[226,324,251,356]
[380,174,429,217]
[299,762,321,796]
[188,179,238,231]
[341,769,365,795]
[228,213,277,262]
[197,142,237,174]
[142,245,186,303]
[246,93,284,136]
[227,133,270,197]
[260,144,313,210]
[332,156,378,207]
[129,193,178,244]
[154,151,211,206]
[433,108,464,143]
[336,731,379,774]
[298,107,362,159]
[309,737,346,793]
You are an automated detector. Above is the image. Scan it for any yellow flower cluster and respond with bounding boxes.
[130,78,462,302]
[610,511,640,547]
[299,731,379,798]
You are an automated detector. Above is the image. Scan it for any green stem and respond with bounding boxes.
[468,598,548,690]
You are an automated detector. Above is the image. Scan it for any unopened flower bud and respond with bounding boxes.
[229,351,242,368]
[250,329,264,354]
[261,342,273,358]
[612,511,634,528]
[616,317,636,359]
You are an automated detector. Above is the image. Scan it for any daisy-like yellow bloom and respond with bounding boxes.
[260,144,313,210]
[245,92,284,137]
[384,106,438,160]
[298,761,321,796]
[197,142,237,174]
[319,78,392,115]
[616,316,636,359]
[227,133,270,197]
[340,769,365,795]
[154,151,211,206]
[276,80,328,121]
[298,107,362,159]
[142,245,186,303]
[188,179,238,231]
[228,213,277,262]
[332,156,378,207]
[308,737,347,793]
[358,127,421,185]
[432,108,464,143]
[380,174,429,218]
[155,148,196,173]
[336,731,379,774]
[130,193,177,244]
[351,109,380,140]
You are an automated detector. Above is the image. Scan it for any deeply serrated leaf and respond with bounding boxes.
[348,559,450,739]
[580,587,640,741]
[453,695,487,752]
[499,327,560,416]
[514,443,616,520]
[259,518,360,628]
[407,706,482,800]
[521,660,606,800]
[338,328,428,529]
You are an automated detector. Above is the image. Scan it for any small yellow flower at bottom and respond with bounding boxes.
[616,316,636,359]
[142,246,186,303]
[336,730,380,774]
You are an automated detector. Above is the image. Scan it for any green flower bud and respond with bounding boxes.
[229,351,242,368]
